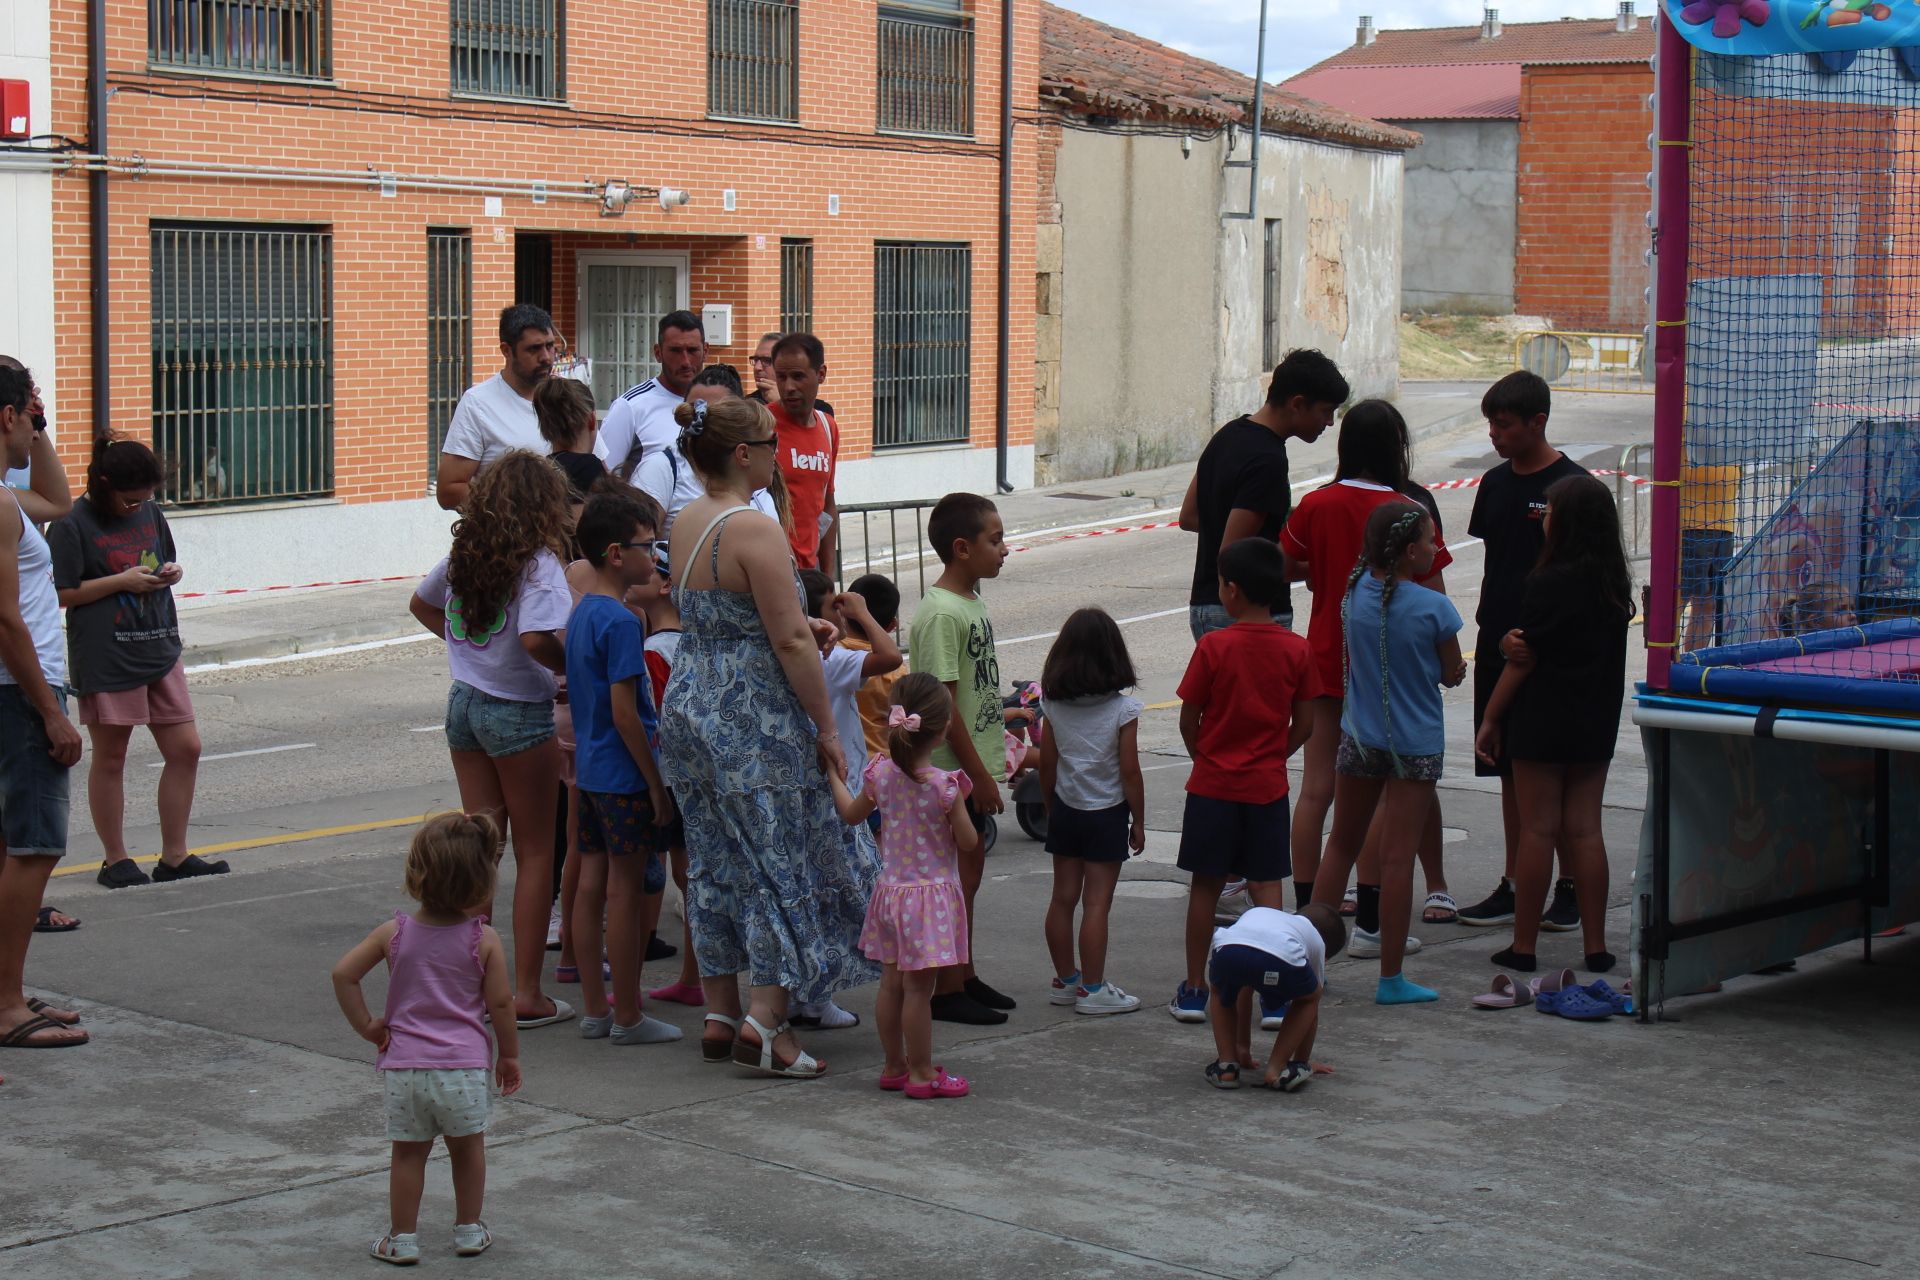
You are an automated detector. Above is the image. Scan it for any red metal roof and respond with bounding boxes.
[1285,64,1522,121]
[1300,16,1656,72]
[1039,2,1420,152]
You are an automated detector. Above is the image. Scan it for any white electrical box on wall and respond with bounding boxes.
[702,304,734,348]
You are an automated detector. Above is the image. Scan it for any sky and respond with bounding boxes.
[1050,1,1645,81]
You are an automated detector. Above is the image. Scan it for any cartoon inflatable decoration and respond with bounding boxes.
[1663,0,1920,54]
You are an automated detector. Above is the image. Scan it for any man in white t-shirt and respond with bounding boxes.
[599,310,708,480]
[436,304,560,511]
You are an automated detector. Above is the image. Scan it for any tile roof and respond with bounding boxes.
[1299,16,1657,73]
[1038,3,1420,153]
[1285,64,1523,122]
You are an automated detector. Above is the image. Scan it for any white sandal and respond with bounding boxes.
[701,1012,740,1063]
[371,1233,420,1265]
[731,1013,826,1078]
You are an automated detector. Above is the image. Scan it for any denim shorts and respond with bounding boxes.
[0,683,72,860]
[1188,601,1294,642]
[445,680,555,758]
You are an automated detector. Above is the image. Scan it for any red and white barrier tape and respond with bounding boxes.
[1421,470,1653,492]
[179,574,420,601]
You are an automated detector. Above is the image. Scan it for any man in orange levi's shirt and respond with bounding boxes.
[768,332,840,570]
[1165,537,1320,1025]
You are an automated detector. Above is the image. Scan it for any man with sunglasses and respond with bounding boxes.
[632,366,778,544]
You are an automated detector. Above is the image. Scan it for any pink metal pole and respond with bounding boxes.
[1647,10,1693,690]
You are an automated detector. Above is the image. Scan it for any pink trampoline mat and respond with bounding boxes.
[1749,636,1920,680]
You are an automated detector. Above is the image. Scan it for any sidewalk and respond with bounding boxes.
[177,383,1490,668]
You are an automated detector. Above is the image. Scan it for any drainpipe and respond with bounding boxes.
[87,0,109,441]
[1223,0,1267,220]
[994,0,1013,493]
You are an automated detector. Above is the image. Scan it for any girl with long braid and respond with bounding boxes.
[1309,502,1466,1005]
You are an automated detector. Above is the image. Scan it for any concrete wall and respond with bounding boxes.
[0,0,54,488]
[1041,125,1404,484]
[1400,119,1517,315]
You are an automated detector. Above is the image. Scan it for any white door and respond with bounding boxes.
[577,253,689,410]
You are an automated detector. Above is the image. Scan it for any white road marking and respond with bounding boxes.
[184,632,438,675]
[153,743,316,768]
[409,725,444,733]
[1000,605,1189,648]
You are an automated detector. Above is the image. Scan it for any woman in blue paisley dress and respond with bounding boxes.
[659,395,879,1078]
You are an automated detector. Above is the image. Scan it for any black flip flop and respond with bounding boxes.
[0,1014,88,1048]
[33,906,79,933]
[26,997,80,1026]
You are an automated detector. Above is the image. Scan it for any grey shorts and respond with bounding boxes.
[383,1067,492,1142]
[0,684,72,860]
[445,680,555,758]
[1188,601,1294,642]
[1336,732,1444,783]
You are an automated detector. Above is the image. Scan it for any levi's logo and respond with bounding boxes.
[789,448,831,474]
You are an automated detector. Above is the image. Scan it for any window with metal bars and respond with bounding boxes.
[427,231,473,485]
[877,2,972,137]
[150,223,333,507]
[873,243,971,449]
[1262,218,1283,371]
[147,0,331,81]
[709,0,797,122]
[780,239,814,335]
[450,0,563,101]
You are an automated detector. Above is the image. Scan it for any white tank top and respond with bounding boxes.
[1,488,67,688]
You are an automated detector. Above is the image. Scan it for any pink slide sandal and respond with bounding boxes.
[1471,974,1534,1009]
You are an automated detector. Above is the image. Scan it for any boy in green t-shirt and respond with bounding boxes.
[912,491,1013,1027]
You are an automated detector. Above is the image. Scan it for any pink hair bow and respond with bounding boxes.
[887,706,922,731]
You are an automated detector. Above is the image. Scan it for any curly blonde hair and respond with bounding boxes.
[447,450,572,628]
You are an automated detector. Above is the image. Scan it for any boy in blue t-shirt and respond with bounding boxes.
[566,490,681,1046]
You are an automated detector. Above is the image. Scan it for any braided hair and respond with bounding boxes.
[1340,501,1432,777]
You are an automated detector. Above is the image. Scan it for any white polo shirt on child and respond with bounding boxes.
[1211,907,1327,981]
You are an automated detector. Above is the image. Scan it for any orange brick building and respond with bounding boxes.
[16,0,1037,589]
[1288,7,1656,330]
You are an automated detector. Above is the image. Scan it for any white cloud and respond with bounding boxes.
[1049,1,1645,80]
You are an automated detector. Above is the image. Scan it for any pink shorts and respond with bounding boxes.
[78,661,195,727]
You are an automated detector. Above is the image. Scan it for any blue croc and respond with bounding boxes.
[1554,989,1615,1021]
[1582,980,1632,1016]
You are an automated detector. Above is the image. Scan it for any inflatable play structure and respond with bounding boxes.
[1635,0,1920,1011]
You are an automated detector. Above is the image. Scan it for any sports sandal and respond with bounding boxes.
[1422,892,1459,925]
[33,906,79,933]
[370,1233,420,1265]
[1340,886,1358,917]
[732,1013,825,1078]
[1205,1060,1242,1090]
[453,1221,492,1256]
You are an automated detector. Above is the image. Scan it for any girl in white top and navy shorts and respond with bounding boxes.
[1038,608,1147,1017]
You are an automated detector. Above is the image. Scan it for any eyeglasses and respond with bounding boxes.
[749,356,774,367]
[742,437,780,450]
[619,539,667,552]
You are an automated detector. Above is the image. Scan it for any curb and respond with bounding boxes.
[182,617,422,669]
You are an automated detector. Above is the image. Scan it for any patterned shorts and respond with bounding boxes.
[577,789,668,893]
[1336,732,1444,783]
[383,1067,491,1142]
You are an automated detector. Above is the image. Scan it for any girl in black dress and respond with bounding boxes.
[1473,476,1631,974]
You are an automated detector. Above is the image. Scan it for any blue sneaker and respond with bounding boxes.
[1168,981,1209,1023]
[1259,993,1291,1031]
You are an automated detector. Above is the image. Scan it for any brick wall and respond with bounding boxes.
[1514,61,1654,331]
[47,0,1039,505]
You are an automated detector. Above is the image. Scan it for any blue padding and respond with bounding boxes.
[1663,665,1920,713]
[1637,687,1920,731]
[1674,617,1920,669]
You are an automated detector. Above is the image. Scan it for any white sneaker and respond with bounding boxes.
[545,904,562,950]
[371,1232,420,1265]
[1049,973,1083,1006]
[452,1221,492,1257]
[1219,878,1248,901]
[1075,982,1142,1016]
[1348,927,1421,959]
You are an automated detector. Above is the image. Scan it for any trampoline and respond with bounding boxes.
[1632,3,1920,1013]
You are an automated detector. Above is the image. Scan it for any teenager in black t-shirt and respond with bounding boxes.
[1179,349,1349,640]
[1456,371,1589,931]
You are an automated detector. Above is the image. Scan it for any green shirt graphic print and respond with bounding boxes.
[912,586,1003,780]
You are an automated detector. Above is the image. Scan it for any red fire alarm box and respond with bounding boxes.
[0,81,29,139]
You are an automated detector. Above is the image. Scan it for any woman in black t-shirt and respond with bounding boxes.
[49,437,224,889]
[1473,476,1631,977]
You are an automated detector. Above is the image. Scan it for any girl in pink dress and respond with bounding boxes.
[826,672,979,1100]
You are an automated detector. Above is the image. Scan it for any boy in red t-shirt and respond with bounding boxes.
[1170,538,1319,1024]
